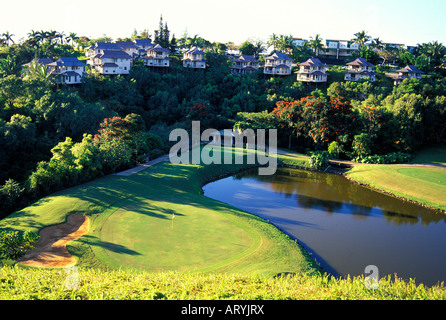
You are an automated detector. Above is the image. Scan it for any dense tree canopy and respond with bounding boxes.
[0,27,445,218]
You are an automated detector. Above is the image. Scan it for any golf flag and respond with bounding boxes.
[172,213,175,219]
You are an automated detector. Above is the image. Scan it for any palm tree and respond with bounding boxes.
[417,41,446,68]
[267,33,279,52]
[0,55,20,77]
[273,35,293,55]
[309,34,324,56]
[370,37,385,51]
[67,32,79,46]
[2,31,15,46]
[22,59,54,81]
[352,30,371,49]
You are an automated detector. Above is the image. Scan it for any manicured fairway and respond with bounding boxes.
[0,148,319,277]
[346,165,446,212]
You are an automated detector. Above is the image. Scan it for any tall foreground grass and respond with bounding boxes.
[1,266,444,300]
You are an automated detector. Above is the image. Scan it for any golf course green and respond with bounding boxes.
[0,148,320,277]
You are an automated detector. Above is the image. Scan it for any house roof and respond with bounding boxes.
[396,65,424,74]
[58,71,81,77]
[134,39,154,46]
[274,64,291,68]
[93,42,122,50]
[115,41,138,49]
[23,58,54,67]
[347,58,375,67]
[233,55,259,63]
[48,57,86,67]
[98,50,133,59]
[184,47,205,54]
[299,58,326,67]
[266,52,293,61]
[148,44,170,52]
[101,63,119,68]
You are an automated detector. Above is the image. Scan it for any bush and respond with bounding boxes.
[354,152,413,164]
[327,141,341,159]
[0,230,39,261]
[0,179,24,216]
[309,151,330,170]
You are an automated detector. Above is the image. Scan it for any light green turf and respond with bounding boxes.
[346,165,446,212]
[0,148,319,277]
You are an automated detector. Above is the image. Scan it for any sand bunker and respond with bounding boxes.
[19,213,89,268]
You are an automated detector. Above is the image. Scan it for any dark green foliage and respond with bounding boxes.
[0,230,39,261]
[308,151,330,170]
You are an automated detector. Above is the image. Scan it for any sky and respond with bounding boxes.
[2,0,445,47]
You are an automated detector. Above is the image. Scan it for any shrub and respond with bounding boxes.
[0,179,24,216]
[0,230,39,261]
[309,151,330,170]
[327,141,341,159]
[354,152,413,164]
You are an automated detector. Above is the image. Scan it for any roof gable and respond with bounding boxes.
[299,58,326,67]
[347,58,374,67]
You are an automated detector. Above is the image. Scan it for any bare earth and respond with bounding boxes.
[19,213,89,268]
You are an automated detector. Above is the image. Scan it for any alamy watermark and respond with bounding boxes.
[169,121,278,175]
[364,265,379,289]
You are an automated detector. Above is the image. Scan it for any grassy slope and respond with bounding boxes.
[345,146,446,212]
[0,148,320,277]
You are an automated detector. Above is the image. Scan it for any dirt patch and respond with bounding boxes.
[18,213,89,268]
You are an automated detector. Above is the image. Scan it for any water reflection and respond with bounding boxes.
[233,168,443,226]
[203,167,446,286]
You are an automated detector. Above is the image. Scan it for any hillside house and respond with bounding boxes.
[230,55,260,75]
[22,58,54,68]
[295,58,328,83]
[344,58,377,82]
[87,42,133,75]
[263,52,293,76]
[142,44,171,72]
[394,65,424,85]
[322,39,360,59]
[47,57,87,84]
[182,47,206,69]
[115,41,139,58]
[134,39,154,56]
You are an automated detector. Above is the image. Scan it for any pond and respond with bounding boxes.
[202,167,446,287]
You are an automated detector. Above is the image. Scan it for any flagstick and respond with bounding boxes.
[171,213,175,230]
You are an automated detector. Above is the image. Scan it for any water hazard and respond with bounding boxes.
[203,167,446,286]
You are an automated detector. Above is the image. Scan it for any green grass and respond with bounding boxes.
[0,147,318,277]
[346,146,446,212]
[1,266,444,300]
[2,146,446,299]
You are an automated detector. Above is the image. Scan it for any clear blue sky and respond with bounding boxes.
[2,0,445,47]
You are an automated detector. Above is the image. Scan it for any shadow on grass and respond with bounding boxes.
[78,234,142,256]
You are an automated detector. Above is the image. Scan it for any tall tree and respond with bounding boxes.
[267,34,279,52]
[309,34,324,56]
[1,32,15,46]
[352,30,372,50]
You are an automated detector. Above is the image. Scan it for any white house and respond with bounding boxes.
[182,47,206,69]
[394,65,424,85]
[323,39,360,59]
[230,55,260,75]
[47,57,87,84]
[291,38,305,47]
[263,52,293,76]
[115,41,139,58]
[134,39,154,57]
[344,58,377,82]
[142,44,171,71]
[87,42,133,75]
[295,58,328,83]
